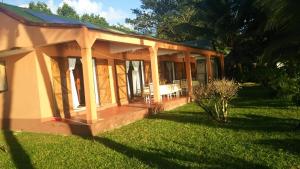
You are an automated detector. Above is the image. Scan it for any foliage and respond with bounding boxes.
[127,0,264,55]
[193,79,239,122]
[256,0,300,63]
[81,13,109,28]
[28,1,52,14]
[111,24,136,34]
[292,93,300,106]
[149,102,164,115]
[269,72,299,99]
[126,0,189,39]
[57,3,79,20]
[129,0,300,83]
[251,64,300,98]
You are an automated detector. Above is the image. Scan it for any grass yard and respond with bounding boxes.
[0,85,300,169]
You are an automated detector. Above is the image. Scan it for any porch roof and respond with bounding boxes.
[0,3,221,56]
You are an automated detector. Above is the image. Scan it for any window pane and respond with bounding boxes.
[0,62,7,91]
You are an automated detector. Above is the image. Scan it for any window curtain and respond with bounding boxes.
[132,61,141,95]
[140,61,145,87]
[126,61,131,97]
[68,58,80,108]
[171,62,175,81]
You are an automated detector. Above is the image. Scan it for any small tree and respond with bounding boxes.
[81,14,109,28]
[29,1,52,14]
[193,79,239,123]
[57,3,79,20]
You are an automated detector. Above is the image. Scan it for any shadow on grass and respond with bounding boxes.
[2,131,34,169]
[255,138,300,155]
[232,85,293,108]
[95,137,188,168]
[95,137,270,169]
[225,114,299,132]
[231,98,292,109]
[149,111,300,132]
[237,86,276,99]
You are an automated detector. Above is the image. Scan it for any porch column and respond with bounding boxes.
[149,46,161,102]
[184,52,193,100]
[220,54,225,78]
[206,55,212,82]
[81,47,98,123]
[108,59,117,104]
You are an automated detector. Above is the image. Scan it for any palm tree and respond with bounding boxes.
[257,0,300,63]
[258,0,300,129]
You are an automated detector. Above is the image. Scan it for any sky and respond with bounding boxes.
[4,0,141,25]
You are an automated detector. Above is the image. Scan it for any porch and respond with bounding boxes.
[40,39,224,128]
[39,97,189,136]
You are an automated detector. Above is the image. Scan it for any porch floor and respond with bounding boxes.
[69,96,188,123]
[4,97,189,136]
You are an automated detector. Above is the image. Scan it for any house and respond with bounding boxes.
[0,3,224,135]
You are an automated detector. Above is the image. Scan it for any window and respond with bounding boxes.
[0,61,7,91]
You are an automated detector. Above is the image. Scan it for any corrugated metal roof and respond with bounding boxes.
[0,3,44,22]
[0,3,128,33]
[25,9,100,29]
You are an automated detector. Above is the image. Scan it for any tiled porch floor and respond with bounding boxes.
[70,96,189,123]
[36,96,189,136]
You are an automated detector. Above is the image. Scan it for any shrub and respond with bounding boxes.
[254,65,300,99]
[193,79,239,123]
[149,102,164,115]
[292,93,300,106]
[269,72,300,98]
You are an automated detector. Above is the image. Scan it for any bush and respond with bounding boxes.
[269,72,300,98]
[253,65,300,99]
[193,79,239,123]
[292,93,300,106]
[149,102,164,115]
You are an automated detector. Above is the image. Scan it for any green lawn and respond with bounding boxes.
[0,86,299,169]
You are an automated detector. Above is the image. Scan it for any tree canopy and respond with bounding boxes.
[28,1,52,14]
[257,0,300,64]
[81,13,109,28]
[128,0,300,97]
[127,0,300,64]
[57,3,79,20]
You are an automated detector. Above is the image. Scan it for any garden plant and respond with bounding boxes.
[193,79,239,122]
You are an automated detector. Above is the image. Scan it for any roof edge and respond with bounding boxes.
[0,4,223,56]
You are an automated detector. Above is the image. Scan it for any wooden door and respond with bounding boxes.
[95,59,112,105]
[144,61,152,84]
[51,58,73,118]
[115,60,128,104]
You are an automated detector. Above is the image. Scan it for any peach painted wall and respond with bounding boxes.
[0,52,42,120]
[35,50,55,119]
[0,12,81,51]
